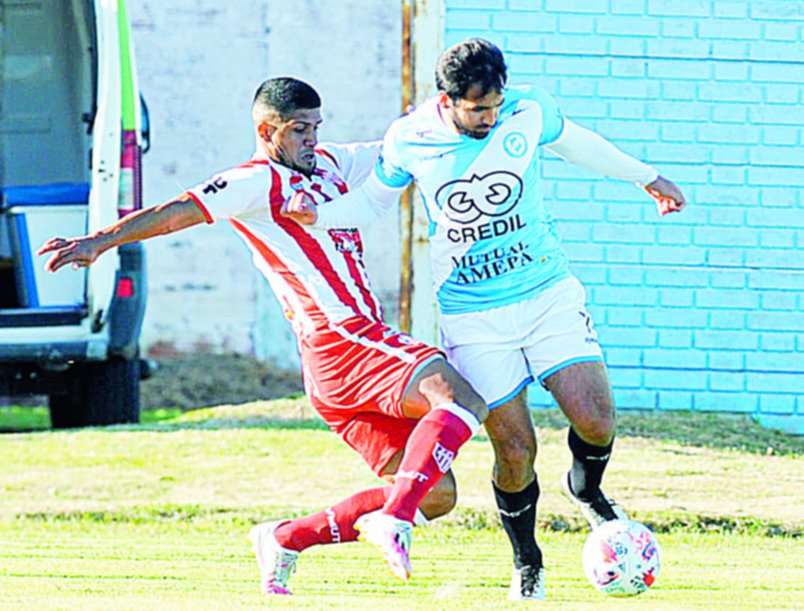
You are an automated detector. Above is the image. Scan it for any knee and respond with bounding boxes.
[457,386,488,424]
[419,474,457,520]
[492,438,536,489]
[572,411,616,446]
[495,438,536,471]
[419,372,488,424]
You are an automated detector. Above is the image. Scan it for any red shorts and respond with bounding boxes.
[300,316,442,475]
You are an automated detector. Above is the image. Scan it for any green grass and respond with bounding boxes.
[0,406,182,432]
[0,400,802,609]
[1,522,801,610]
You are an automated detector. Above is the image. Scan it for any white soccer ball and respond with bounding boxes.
[582,519,661,597]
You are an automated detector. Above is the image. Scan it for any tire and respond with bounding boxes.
[48,357,141,429]
[48,393,82,429]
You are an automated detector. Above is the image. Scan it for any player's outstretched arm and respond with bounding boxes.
[280,172,404,229]
[545,119,686,215]
[37,195,207,272]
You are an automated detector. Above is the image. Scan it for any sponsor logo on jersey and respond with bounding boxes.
[201,176,228,194]
[446,214,526,243]
[503,131,528,158]
[436,170,527,244]
[450,241,535,284]
[436,171,523,224]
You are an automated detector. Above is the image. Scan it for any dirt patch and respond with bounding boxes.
[140,353,303,410]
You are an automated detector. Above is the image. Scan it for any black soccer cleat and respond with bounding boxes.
[508,564,546,601]
[561,471,627,530]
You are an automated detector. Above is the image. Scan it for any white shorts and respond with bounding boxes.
[439,276,603,409]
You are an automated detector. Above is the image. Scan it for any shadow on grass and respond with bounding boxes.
[529,408,804,457]
[2,400,802,457]
[14,503,800,538]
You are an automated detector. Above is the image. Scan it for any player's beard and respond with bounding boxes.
[279,148,316,177]
[452,117,492,140]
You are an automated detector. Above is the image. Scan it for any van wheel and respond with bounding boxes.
[48,357,141,428]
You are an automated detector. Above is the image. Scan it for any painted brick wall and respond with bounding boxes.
[444,0,804,429]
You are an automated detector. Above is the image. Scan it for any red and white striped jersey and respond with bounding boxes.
[185,142,385,337]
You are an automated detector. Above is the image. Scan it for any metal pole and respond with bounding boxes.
[399,0,414,334]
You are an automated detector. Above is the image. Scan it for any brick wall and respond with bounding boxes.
[444,0,804,428]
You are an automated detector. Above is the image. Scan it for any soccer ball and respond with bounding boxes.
[582,519,661,597]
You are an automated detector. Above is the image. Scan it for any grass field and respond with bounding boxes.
[1,399,802,609]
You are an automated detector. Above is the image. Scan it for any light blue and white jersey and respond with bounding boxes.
[375,85,571,315]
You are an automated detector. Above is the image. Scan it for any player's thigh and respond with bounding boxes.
[338,412,418,476]
[443,338,533,411]
[521,276,604,388]
[401,357,487,420]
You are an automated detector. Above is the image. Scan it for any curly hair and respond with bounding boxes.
[435,38,507,100]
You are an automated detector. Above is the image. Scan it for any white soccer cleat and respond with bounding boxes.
[355,511,414,581]
[508,565,546,601]
[561,472,627,530]
[247,521,299,595]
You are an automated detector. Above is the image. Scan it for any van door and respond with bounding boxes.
[0,0,96,317]
[84,0,124,335]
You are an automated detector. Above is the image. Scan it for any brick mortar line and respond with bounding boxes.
[571,261,804,273]
[609,365,801,373]
[510,49,804,66]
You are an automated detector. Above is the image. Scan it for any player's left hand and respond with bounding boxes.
[280,191,318,225]
[644,176,686,216]
[36,235,103,272]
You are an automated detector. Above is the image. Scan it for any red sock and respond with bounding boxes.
[274,486,390,552]
[384,404,479,522]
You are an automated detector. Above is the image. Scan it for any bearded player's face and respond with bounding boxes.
[270,108,322,176]
[443,83,503,140]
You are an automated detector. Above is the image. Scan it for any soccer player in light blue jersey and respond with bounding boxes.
[282,38,686,601]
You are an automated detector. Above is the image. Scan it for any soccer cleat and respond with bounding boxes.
[355,511,414,581]
[247,521,299,595]
[508,565,546,601]
[561,472,627,530]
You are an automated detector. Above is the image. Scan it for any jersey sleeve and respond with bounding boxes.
[316,141,381,188]
[374,121,414,189]
[516,85,565,146]
[184,163,270,223]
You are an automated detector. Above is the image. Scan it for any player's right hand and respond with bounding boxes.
[36,236,102,272]
[644,176,686,216]
[280,191,318,225]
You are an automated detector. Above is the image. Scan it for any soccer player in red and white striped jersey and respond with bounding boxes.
[38,77,489,595]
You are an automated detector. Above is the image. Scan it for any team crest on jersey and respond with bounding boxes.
[328,229,363,255]
[503,131,528,158]
[436,171,523,224]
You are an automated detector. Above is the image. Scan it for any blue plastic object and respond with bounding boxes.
[2,182,90,208]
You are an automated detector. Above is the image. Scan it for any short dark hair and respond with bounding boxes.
[435,38,507,100]
[252,77,321,122]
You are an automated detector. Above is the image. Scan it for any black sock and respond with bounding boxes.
[492,478,543,569]
[568,427,613,501]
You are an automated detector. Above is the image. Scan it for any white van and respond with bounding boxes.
[0,0,149,427]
